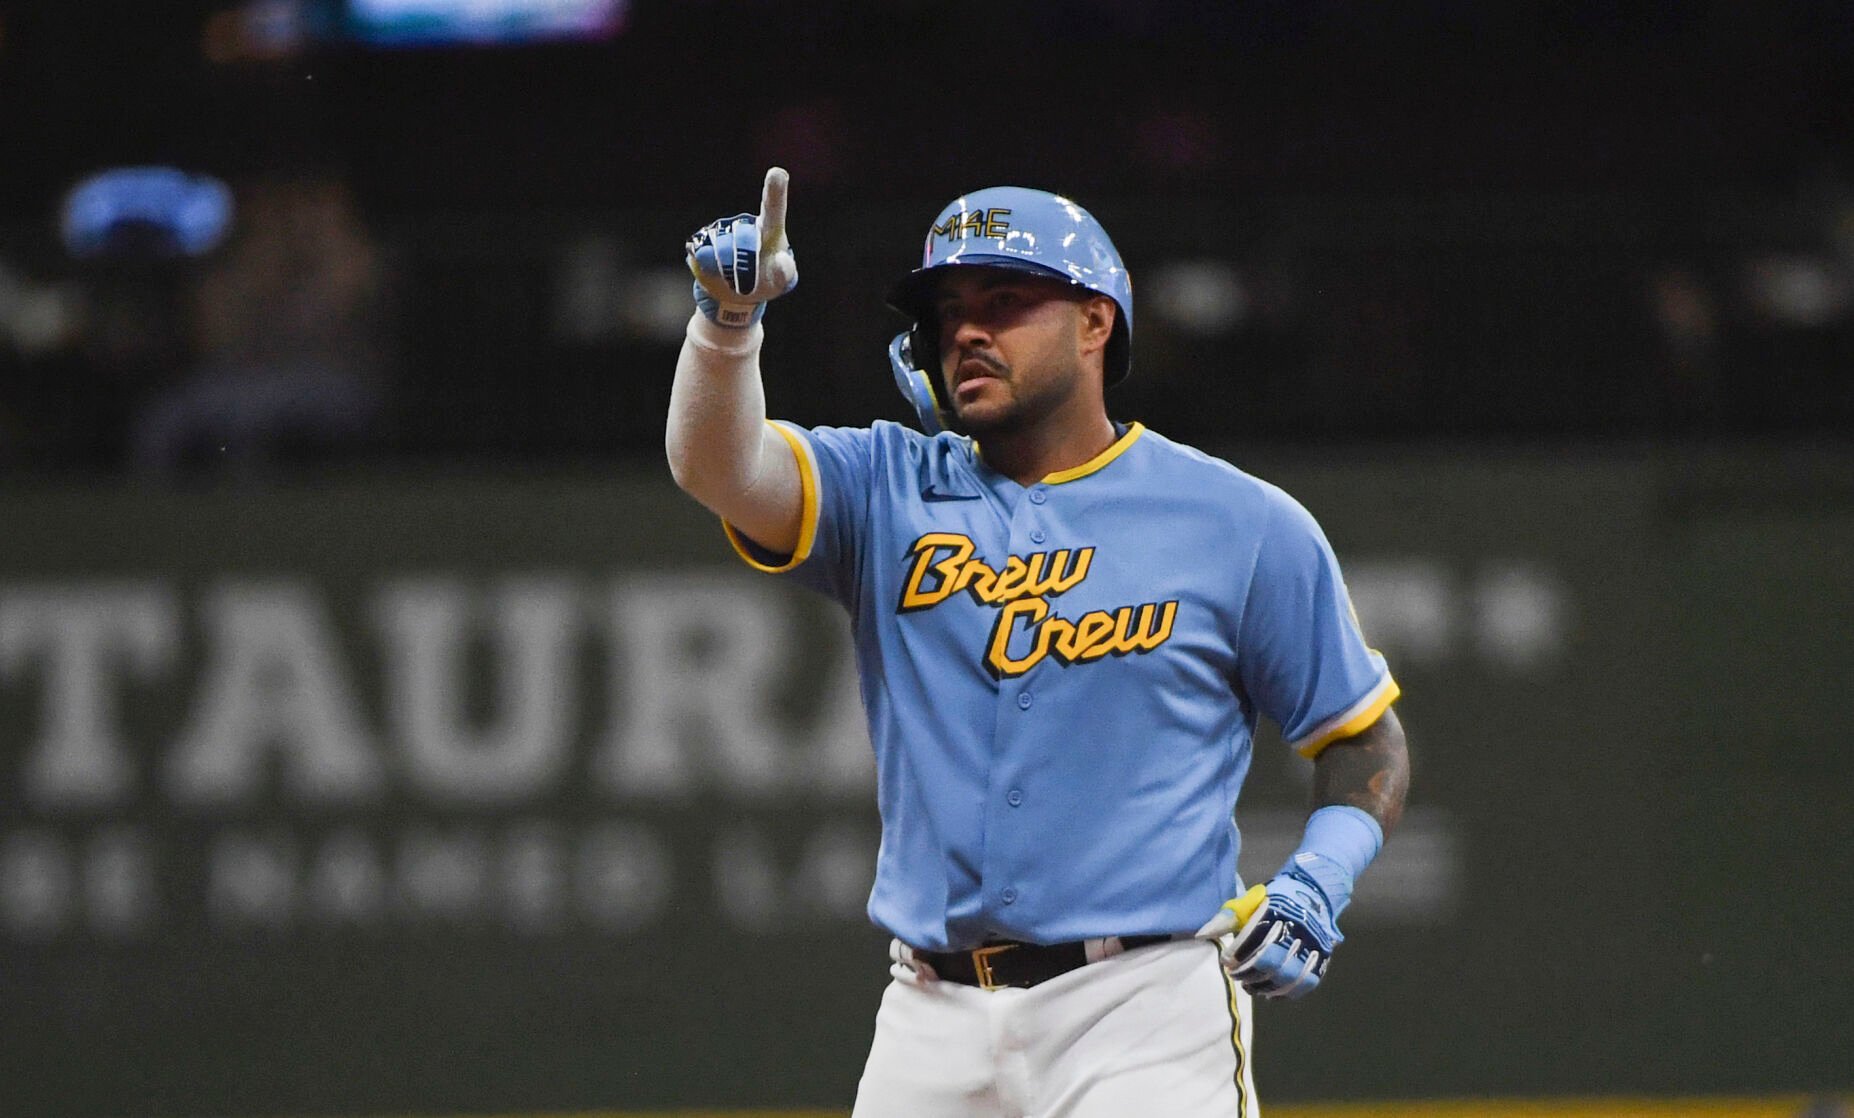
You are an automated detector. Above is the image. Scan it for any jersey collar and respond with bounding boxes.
[1041,421,1144,485]
[960,422,1146,487]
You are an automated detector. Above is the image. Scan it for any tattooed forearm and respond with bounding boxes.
[1311,707,1410,834]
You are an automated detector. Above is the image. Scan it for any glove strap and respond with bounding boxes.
[1284,805,1384,917]
[692,281,765,329]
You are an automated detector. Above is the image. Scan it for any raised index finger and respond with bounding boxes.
[758,167,789,252]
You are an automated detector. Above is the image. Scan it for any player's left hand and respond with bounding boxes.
[1195,867,1345,1000]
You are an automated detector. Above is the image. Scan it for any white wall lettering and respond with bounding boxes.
[0,584,177,807]
[166,582,380,806]
[375,578,580,803]
[598,574,791,797]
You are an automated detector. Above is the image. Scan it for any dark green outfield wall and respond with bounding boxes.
[1,446,1848,1117]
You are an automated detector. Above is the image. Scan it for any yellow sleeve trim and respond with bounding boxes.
[1294,674,1401,759]
[721,421,820,574]
[1042,422,1145,484]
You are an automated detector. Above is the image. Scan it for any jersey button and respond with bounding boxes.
[1007,789,1023,806]
[1001,887,1018,904]
[1016,692,1033,709]
[1028,489,1047,505]
[1030,529,1046,544]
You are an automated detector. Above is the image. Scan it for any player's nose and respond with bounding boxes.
[949,315,991,348]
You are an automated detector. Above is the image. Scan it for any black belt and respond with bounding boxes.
[914,935,1176,990]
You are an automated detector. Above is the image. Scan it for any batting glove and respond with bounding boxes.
[1197,805,1381,1000]
[685,167,798,328]
[1230,866,1347,999]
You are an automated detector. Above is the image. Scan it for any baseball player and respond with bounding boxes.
[668,169,1410,1116]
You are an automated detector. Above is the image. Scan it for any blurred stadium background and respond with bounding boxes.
[0,2,1850,1116]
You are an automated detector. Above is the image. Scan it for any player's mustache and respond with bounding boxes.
[954,351,1009,382]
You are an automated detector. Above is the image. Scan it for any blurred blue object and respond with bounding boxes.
[344,0,627,47]
[60,167,234,259]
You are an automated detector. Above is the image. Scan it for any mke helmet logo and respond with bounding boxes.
[897,531,1178,678]
[930,207,1013,245]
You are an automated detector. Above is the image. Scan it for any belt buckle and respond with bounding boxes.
[970,943,1015,991]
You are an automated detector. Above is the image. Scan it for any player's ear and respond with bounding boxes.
[1077,295,1116,357]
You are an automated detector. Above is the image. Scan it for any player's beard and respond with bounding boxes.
[945,352,1077,439]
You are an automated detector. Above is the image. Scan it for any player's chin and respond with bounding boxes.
[948,384,1017,429]
[948,400,1020,436]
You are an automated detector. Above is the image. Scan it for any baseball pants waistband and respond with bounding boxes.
[902,934,1182,990]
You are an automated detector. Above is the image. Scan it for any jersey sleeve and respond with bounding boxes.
[721,421,871,602]
[1236,486,1399,758]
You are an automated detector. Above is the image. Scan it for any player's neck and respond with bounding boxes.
[980,409,1119,487]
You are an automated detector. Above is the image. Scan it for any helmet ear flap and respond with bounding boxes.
[887,331,946,434]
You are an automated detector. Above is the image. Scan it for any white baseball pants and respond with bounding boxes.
[851,938,1258,1118]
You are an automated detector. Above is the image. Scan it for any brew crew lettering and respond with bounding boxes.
[899,532,1091,610]
[985,598,1179,679]
[898,532,1179,678]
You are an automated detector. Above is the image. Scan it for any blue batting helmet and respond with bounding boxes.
[885,187,1133,433]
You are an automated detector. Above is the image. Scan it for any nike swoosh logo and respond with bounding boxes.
[922,485,981,503]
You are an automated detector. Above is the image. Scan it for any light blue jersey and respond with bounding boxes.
[726,420,1397,952]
